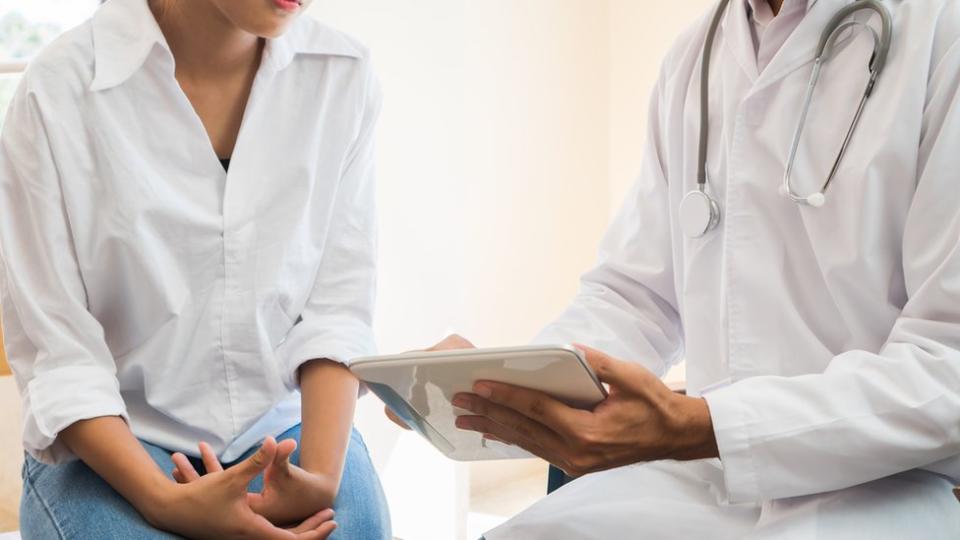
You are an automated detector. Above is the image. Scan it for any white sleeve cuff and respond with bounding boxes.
[23,365,128,465]
[702,383,763,503]
[277,316,376,390]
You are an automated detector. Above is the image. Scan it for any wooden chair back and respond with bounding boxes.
[0,325,8,376]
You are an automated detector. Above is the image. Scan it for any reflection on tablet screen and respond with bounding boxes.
[366,381,456,455]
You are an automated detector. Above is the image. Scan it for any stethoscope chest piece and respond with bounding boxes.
[679,189,721,238]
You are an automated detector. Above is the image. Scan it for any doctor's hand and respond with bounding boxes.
[154,437,337,540]
[453,345,719,477]
[171,438,338,533]
[383,333,477,430]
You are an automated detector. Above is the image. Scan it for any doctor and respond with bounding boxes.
[444,0,960,537]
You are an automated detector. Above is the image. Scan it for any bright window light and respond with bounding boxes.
[0,0,99,125]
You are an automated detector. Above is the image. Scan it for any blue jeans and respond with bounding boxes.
[20,425,391,540]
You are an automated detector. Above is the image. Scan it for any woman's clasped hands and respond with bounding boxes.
[150,436,338,540]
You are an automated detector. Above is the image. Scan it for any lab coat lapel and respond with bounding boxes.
[721,0,760,82]
[752,0,851,91]
[756,0,863,90]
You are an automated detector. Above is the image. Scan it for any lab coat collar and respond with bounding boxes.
[722,0,860,91]
[90,0,362,92]
[745,0,817,20]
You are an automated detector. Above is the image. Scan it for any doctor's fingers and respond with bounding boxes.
[468,418,597,478]
[457,414,563,464]
[467,381,587,432]
[575,344,660,390]
[454,394,565,450]
[427,334,476,351]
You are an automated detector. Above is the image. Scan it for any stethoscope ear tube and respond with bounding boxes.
[781,1,893,206]
[816,0,893,76]
[684,0,894,238]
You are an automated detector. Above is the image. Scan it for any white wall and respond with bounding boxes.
[311,0,611,359]
[309,1,714,538]
[608,0,714,210]
[310,2,613,538]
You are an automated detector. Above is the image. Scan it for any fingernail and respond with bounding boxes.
[455,417,471,429]
[474,383,492,398]
[452,395,470,408]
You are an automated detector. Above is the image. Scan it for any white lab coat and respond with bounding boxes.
[488,0,960,537]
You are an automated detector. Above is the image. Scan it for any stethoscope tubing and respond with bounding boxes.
[685,0,894,238]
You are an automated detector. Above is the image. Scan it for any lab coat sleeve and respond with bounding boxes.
[0,80,128,464]
[533,73,683,377]
[277,65,382,388]
[704,40,960,503]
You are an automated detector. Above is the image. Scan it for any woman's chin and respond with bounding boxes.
[240,18,296,40]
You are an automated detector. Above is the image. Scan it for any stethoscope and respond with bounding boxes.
[678,0,893,239]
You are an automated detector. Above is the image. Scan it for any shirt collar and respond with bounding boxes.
[90,0,363,92]
[745,0,816,25]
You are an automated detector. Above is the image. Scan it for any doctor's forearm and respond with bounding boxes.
[298,358,360,502]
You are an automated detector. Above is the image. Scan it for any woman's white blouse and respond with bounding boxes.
[0,0,381,464]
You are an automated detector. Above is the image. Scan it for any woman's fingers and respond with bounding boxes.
[245,510,336,540]
[290,521,337,540]
[384,405,412,430]
[231,437,277,486]
[262,437,297,486]
[171,452,201,482]
[275,438,297,468]
[198,441,224,473]
[244,512,302,540]
[289,509,335,533]
[308,521,337,539]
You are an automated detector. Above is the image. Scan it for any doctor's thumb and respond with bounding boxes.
[573,344,631,386]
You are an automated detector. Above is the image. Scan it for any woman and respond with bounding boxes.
[0,0,389,538]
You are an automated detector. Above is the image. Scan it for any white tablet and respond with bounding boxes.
[350,345,607,461]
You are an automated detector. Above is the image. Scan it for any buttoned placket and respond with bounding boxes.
[218,61,283,435]
[159,48,280,440]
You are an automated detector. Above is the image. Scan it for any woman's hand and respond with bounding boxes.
[173,438,337,527]
[159,437,337,539]
[383,334,477,429]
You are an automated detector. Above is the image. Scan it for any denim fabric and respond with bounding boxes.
[20,425,390,540]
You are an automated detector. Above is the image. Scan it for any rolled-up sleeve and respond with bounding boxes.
[0,81,127,464]
[277,66,382,388]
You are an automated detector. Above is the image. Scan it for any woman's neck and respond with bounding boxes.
[768,0,785,15]
[149,0,262,81]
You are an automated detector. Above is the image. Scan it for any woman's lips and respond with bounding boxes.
[273,0,301,12]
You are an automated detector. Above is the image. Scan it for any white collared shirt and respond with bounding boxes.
[745,0,812,72]
[0,0,381,464]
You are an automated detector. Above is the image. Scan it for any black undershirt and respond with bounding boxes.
[219,158,231,171]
